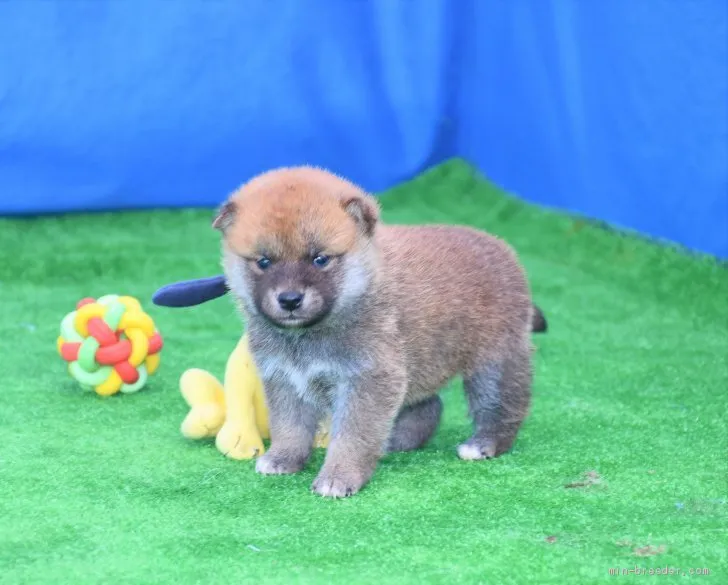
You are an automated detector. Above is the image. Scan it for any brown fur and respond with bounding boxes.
[216,166,538,497]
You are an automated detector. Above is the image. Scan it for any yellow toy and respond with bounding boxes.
[57,295,163,396]
[179,333,330,459]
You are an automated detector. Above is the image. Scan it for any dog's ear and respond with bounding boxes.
[341,193,380,236]
[212,200,237,231]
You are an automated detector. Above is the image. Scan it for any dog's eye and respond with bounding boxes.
[312,254,330,268]
[256,257,272,270]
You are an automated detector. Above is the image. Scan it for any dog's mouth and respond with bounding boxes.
[263,311,329,330]
[278,314,308,327]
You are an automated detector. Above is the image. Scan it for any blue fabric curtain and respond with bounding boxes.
[1,1,726,257]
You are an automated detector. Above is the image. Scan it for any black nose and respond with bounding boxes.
[277,291,304,311]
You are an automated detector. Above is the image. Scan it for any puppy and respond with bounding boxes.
[214,166,543,497]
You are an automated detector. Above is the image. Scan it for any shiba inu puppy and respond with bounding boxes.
[214,166,545,497]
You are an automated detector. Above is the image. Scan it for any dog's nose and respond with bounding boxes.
[277,291,304,311]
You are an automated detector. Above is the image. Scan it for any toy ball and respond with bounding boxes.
[57,295,163,396]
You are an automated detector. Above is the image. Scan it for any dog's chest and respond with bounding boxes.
[254,352,348,407]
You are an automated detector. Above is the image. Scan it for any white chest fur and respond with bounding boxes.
[254,354,347,408]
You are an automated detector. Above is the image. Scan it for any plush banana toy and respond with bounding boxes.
[179,333,269,458]
[153,275,330,460]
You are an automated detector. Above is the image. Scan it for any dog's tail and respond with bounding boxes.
[531,304,548,333]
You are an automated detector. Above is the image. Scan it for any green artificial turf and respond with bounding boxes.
[1,159,726,584]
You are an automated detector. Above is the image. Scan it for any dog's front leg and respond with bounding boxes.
[312,366,407,498]
[255,379,321,475]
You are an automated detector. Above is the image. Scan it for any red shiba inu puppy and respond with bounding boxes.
[214,166,545,497]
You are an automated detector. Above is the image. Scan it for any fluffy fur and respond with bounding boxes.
[216,166,542,497]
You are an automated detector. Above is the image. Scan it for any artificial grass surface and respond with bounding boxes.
[1,159,726,584]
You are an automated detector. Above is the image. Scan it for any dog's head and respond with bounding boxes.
[214,167,380,329]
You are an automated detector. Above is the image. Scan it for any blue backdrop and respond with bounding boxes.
[1,1,726,257]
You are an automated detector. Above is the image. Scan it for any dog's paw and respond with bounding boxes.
[255,451,306,475]
[457,437,497,460]
[311,468,365,498]
[215,422,265,460]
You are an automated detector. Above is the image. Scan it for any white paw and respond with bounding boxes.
[457,440,496,460]
[311,469,364,498]
[255,452,304,475]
